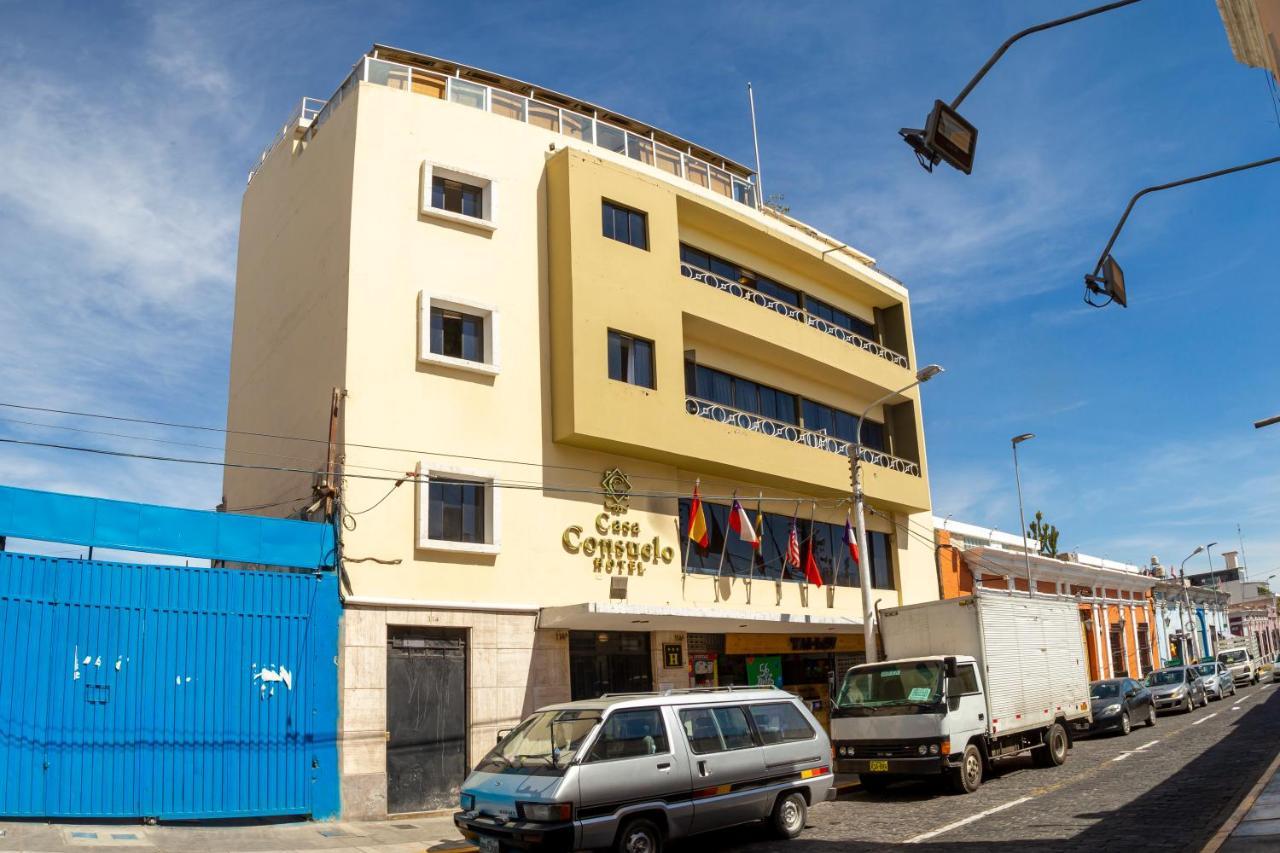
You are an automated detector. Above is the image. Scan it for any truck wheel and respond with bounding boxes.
[769,791,807,839]
[948,745,983,794]
[614,817,663,853]
[1033,724,1068,768]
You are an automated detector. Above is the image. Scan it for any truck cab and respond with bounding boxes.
[831,655,987,792]
[1217,647,1259,685]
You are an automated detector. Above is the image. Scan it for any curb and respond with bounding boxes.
[1203,744,1280,852]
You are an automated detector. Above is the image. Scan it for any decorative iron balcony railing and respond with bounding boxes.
[680,262,909,369]
[684,395,921,476]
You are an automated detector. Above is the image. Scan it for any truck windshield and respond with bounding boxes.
[474,709,600,773]
[1218,650,1248,664]
[835,661,943,708]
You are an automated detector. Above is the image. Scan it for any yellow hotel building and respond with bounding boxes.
[224,46,938,818]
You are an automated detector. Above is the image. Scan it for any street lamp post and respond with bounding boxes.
[853,364,944,663]
[1206,541,1219,588]
[1011,434,1036,595]
[1180,546,1205,662]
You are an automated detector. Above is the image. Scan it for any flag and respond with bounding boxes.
[785,518,801,573]
[752,502,764,552]
[804,538,824,587]
[687,485,709,548]
[729,499,759,545]
[842,514,860,565]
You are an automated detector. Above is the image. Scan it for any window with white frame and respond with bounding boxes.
[418,292,499,376]
[420,161,496,231]
[416,465,499,555]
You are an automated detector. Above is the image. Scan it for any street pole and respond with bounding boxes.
[1180,547,1205,662]
[1206,541,1218,589]
[853,365,943,663]
[1011,434,1035,596]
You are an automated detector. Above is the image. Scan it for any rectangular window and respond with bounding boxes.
[679,706,756,754]
[747,702,816,745]
[430,307,485,362]
[867,530,895,590]
[607,331,655,388]
[448,78,487,110]
[602,200,648,250]
[428,479,486,543]
[586,709,669,761]
[949,664,981,695]
[685,362,796,424]
[431,176,484,219]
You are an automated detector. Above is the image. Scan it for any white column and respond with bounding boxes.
[1091,599,1106,679]
[1100,604,1114,679]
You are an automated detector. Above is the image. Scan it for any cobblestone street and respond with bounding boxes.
[689,682,1280,852]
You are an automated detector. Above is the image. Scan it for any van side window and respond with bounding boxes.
[748,702,815,744]
[679,706,756,754]
[953,664,980,695]
[586,708,669,762]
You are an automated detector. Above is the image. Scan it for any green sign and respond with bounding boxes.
[746,655,783,688]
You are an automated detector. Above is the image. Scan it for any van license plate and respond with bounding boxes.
[477,835,501,853]
[868,760,889,772]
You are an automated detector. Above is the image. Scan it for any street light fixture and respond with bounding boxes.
[900,0,1145,174]
[1256,414,1280,429]
[1011,434,1036,596]
[1084,154,1280,308]
[853,364,944,663]
[1206,541,1218,588]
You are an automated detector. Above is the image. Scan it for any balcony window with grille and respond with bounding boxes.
[801,399,885,451]
[607,331,655,388]
[804,295,876,342]
[602,200,648,250]
[685,363,797,424]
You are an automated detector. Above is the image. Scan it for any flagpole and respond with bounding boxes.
[716,490,736,577]
[749,491,762,583]
[806,500,817,587]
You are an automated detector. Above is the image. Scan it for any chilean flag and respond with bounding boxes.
[842,514,860,565]
[729,498,759,545]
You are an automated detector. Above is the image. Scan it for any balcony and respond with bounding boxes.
[683,395,921,477]
[680,262,909,369]
[252,54,759,210]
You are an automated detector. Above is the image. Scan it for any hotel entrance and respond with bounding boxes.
[569,630,653,699]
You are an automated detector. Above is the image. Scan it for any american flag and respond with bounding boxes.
[785,518,801,571]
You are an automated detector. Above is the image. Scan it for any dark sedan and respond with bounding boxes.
[1073,678,1156,737]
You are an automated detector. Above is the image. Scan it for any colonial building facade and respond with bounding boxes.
[936,519,1156,681]
[224,48,939,817]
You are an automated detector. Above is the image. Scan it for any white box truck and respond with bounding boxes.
[831,589,1091,794]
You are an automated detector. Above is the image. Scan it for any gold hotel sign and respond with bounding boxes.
[562,468,676,575]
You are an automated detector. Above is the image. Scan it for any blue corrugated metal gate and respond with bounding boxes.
[0,552,340,820]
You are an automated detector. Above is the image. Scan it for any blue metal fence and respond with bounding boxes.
[0,552,340,819]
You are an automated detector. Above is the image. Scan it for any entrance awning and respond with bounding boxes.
[538,602,862,634]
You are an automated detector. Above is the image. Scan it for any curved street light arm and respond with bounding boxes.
[1091,154,1280,277]
[951,0,1145,109]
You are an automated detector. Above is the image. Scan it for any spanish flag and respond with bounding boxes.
[687,484,709,548]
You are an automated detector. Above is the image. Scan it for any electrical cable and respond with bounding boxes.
[222,495,312,513]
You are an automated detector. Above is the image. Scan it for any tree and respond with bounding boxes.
[1027,510,1060,558]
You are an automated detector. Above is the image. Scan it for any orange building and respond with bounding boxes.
[936,522,1157,681]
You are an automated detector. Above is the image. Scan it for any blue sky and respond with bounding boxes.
[1,1,1277,575]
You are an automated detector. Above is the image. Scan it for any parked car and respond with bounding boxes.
[1272,655,1280,683]
[1074,678,1155,737]
[1146,666,1208,713]
[454,687,834,852]
[1196,662,1237,701]
[1217,647,1259,685]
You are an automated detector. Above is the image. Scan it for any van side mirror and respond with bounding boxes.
[496,728,512,745]
[944,656,958,679]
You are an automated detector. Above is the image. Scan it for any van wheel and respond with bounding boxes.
[614,817,663,853]
[1032,724,1068,768]
[948,745,983,794]
[770,791,807,839]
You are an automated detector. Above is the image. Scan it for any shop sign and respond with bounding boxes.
[790,636,837,651]
[726,633,863,655]
[561,468,676,576]
[663,643,684,669]
[746,655,783,688]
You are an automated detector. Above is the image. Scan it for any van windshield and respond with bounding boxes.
[835,661,943,709]
[475,709,600,773]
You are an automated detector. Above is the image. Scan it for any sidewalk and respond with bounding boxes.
[1210,747,1280,851]
[0,815,472,853]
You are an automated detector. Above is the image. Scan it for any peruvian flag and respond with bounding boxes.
[804,538,824,587]
[842,514,860,565]
[729,498,759,545]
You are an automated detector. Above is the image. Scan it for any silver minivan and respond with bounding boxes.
[453,687,835,852]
